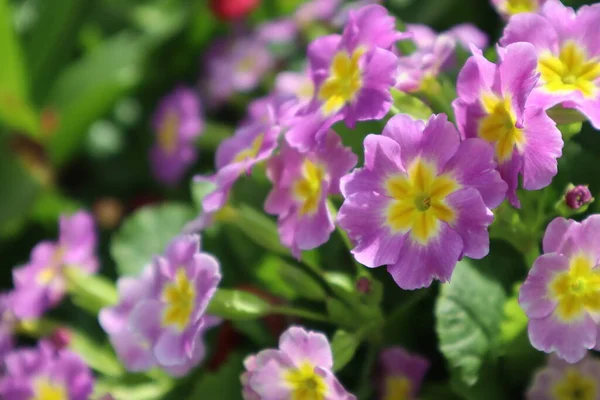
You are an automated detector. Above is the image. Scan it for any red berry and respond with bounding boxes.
[210,0,260,21]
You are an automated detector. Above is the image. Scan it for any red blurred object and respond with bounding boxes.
[49,328,71,350]
[210,0,260,20]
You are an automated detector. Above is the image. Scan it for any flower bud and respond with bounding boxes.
[209,0,260,21]
[565,185,593,210]
[49,327,71,350]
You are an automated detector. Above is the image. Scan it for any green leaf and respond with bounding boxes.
[390,88,433,120]
[190,353,246,400]
[0,138,41,232]
[256,255,326,301]
[64,267,118,314]
[500,284,528,345]
[326,297,354,329]
[110,203,195,276]
[231,205,289,256]
[331,330,360,372]
[46,33,150,165]
[94,376,174,400]
[207,289,272,320]
[435,259,506,386]
[0,0,40,136]
[69,329,124,377]
[191,179,217,212]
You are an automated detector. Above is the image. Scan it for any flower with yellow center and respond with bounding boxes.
[292,159,327,216]
[539,41,600,98]
[503,0,538,15]
[552,368,597,400]
[385,158,459,244]
[318,47,366,115]
[478,93,527,162]
[284,362,328,400]
[161,268,197,331]
[233,134,264,164]
[383,376,413,400]
[158,110,180,154]
[550,254,600,321]
[36,247,65,285]
[32,378,68,400]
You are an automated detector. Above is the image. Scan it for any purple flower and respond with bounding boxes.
[527,354,600,399]
[500,0,600,129]
[197,119,280,213]
[378,347,429,400]
[338,114,507,290]
[203,34,275,105]
[265,131,357,257]
[125,235,221,375]
[242,326,355,400]
[275,68,315,111]
[286,4,404,151]
[396,24,487,93]
[492,0,547,19]
[565,185,594,210]
[453,43,563,207]
[0,293,15,362]
[519,215,600,363]
[295,0,341,26]
[11,211,98,319]
[150,86,204,185]
[0,341,94,400]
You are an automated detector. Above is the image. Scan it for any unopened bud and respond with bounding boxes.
[49,327,71,350]
[565,185,593,210]
[356,277,371,294]
[209,0,260,21]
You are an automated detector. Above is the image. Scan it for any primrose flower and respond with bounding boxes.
[492,0,547,19]
[275,68,315,111]
[265,131,357,257]
[501,0,600,129]
[286,4,404,151]
[338,114,507,290]
[150,86,204,185]
[564,185,594,211]
[242,326,356,399]
[527,355,600,399]
[0,341,94,400]
[11,211,98,319]
[378,347,429,400]
[197,118,280,213]
[396,23,487,93]
[520,215,600,363]
[203,34,275,105]
[127,235,221,375]
[453,43,563,206]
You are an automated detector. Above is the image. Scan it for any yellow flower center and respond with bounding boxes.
[504,0,538,15]
[36,247,65,285]
[539,41,600,98]
[385,158,459,244]
[318,47,365,115]
[284,362,328,400]
[550,254,600,322]
[158,110,180,154]
[236,55,257,73]
[552,368,597,400]
[161,268,196,330]
[478,93,526,162]
[233,134,264,164]
[292,159,327,216]
[32,378,68,400]
[383,376,412,400]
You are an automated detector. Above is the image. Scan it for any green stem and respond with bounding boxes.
[270,306,331,324]
[356,342,378,399]
[327,200,367,276]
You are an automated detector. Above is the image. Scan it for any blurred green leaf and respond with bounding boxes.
[0,138,41,233]
[30,189,81,227]
[331,330,360,372]
[191,179,217,212]
[500,284,528,346]
[65,267,118,314]
[0,0,40,136]
[94,376,174,400]
[256,255,326,301]
[230,205,290,256]
[69,329,124,377]
[326,297,354,330]
[190,353,245,400]
[131,0,186,42]
[110,203,195,276]
[390,89,433,120]
[46,33,150,165]
[208,289,272,320]
[435,259,506,386]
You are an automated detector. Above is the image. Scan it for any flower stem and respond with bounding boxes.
[270,306,331,324]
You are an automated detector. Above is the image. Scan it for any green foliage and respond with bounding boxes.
[190,353,246,400]
[69,329,125,377]
[435,259,506,386]
[390,88,433,120]
[208,289,272,320]
[331,330,360,372]
[110,203,195,276]
[65,267,118,314]
[255,255,326,301]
